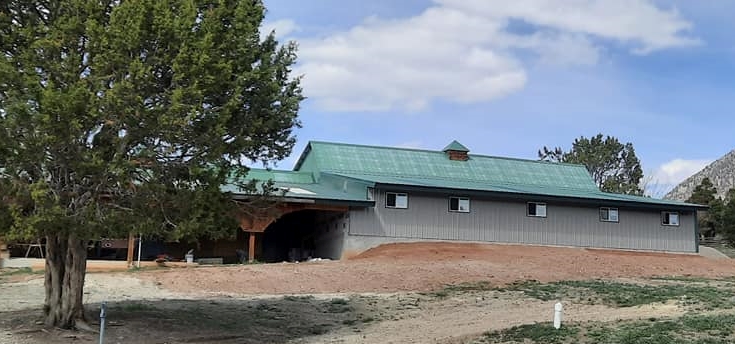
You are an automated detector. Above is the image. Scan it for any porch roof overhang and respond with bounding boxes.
[225,169,374,207]
[230,193,374,208]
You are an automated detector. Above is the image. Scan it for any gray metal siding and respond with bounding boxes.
[349,189,696,252]
[313,212,349,259]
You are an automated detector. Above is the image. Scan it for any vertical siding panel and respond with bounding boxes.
[346,188,695,252]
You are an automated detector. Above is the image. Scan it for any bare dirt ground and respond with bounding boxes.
[144,242,735,295]
[2,242,735,344]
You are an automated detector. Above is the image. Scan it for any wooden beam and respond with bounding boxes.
[248,232,256,263]
[237,202,350,233]
[281,203,349,213]
[126,233,135,267]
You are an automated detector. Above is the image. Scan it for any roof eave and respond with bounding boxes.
[293,142,313,171]
[231,193,374,207]
[373,182,705,211]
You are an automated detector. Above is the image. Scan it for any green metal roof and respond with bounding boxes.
[296,141,599,192]
[223,168,369,203]
[290,141,703,209]
[241,168,315,184]
[323,172,700,208]
[442,140,470,152]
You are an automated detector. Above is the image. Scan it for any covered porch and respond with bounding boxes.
[237,201,353,263]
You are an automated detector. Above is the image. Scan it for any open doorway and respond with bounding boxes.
[260,209,348,263]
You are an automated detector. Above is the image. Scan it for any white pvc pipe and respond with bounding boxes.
[136,234,142,268]
[553,302,563,329]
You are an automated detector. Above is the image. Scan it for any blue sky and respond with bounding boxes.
[260,0,735,196]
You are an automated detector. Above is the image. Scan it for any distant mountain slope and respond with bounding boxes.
[664,149,735,201]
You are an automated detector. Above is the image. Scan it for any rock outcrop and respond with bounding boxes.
[664,149,735,201]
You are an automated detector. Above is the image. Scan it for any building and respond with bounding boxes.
[233,140,704,262]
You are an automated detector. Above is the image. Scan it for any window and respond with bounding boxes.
[449,197,470,213]
[367,187,375,201]
[527,202,547,217]
[662,211,680,226]
[600,207,619,223]
[386,192,408,209]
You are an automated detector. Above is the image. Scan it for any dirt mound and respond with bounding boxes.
[352,241,698,260]
[141,242,735,296]
[351,242,499,260]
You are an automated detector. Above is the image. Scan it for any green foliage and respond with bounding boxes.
[282,295,315,302]
[687,178,721,236]
[688,178,718,205]
[479,323,578,344]
[539,134,644,195]
[721,189,735,246]
[0,267,33,276]
[326,298,353,313]
[478,314,735,344]
[426,281,495,298]
[498,280,735,309]
[0,0,302,242]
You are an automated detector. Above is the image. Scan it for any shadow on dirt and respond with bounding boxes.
[1,295,373,344]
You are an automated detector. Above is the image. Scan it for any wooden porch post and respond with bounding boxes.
[248,232,256,263]
[126,233,135,267]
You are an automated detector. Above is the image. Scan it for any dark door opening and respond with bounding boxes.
[261,209,347,263]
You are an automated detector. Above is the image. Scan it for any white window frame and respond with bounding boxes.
[385,192,408,209]
[527,202,547,218]
[600,207,619,223]
[661,211,680,226]
[449,197,470,213]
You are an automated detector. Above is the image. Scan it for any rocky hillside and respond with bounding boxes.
[664,149,735,201]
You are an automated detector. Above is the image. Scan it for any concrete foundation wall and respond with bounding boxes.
[344,188,697,257]
[342,235,434,258]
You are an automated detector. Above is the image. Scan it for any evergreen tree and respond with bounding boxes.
[687,178,718,205]
[687,178,720,237]
[0,0,302,329]
[539,134,644,195]
[721,189,735,246]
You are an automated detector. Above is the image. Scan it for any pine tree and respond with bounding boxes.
[687,178,718,205]
[687,178,720,237]
[539,134,644,195]
[721,189,735,245]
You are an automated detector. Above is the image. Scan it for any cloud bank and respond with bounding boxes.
[286,0,698,112]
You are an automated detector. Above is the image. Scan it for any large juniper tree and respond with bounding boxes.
[0,0,302,329]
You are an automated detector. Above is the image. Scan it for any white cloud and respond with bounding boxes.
[261,19,299,40]
[292,0,698,112]
[650,158,712,185]
[438,0,700,54]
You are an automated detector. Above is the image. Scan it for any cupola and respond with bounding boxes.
[442,140,470,161]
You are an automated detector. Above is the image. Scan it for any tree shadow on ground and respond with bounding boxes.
[1,295,374,344]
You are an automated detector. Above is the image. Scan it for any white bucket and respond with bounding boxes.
[185,254,194,264]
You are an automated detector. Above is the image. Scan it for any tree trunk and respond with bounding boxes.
[44,233,88,329]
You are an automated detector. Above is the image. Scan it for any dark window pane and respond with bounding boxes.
[450,197,459,210]
[528,203,536,216]
[387,193,396,207]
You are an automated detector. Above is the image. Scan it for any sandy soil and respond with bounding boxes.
[0,280,688,344]
[143,242,735,295]
[0,273,193,312]
[3,242,735,344]
[297,294,683,344]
